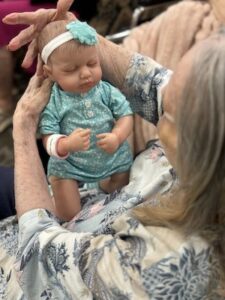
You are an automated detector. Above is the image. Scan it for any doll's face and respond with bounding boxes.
[47,44,102,94]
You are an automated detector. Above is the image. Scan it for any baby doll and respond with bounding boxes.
[38,20,133,221]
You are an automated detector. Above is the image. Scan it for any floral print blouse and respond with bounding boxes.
[0,54,221,299]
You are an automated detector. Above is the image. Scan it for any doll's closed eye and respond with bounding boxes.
[87,60,98,67]
[63,65,78,72]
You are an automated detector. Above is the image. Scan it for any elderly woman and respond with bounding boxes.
[1,1,225,299]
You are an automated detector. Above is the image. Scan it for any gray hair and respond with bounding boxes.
[176,28,225,281]
[176,30,225,229]
[134,28,225,289]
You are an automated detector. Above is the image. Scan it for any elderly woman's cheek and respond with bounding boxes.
[157,118,177,165]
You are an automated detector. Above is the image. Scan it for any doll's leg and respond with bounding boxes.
[49,176,81,221]
[99,171,129,194]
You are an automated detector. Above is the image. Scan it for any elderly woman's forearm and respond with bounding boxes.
[97,36,133,90]
[14,131,54,218]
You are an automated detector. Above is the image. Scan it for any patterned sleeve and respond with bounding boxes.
[16,209,145,299]
[16,209,219,299]
[38,87,61,135]
[123,53,173,125]
[101,81,133,120]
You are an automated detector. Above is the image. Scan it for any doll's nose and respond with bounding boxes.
[80,66,91,79]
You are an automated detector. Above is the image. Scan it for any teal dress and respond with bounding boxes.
[39,80,133,182]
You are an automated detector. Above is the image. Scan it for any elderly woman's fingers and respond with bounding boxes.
[4,9,56,50]
[39,78,52,93]
[24,74,42,93]
[19,75,51,110]
[2,11,38,25]
[3,4,75,67]
[54,0,75,20]
[33,78,52,112]
[7,25,36,51]
[34,9,56,31]
[13,76,52,133]
[37,78,52,99]
[3,9,55,25]
[36,55,44,76]
[21,39,39,69]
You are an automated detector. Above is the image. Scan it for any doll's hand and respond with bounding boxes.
[96,132,120,154]
[66,128,91,152]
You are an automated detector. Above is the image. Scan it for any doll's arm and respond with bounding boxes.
[96,115,133,154]
[112,115,133,144]
[43,128,91,158]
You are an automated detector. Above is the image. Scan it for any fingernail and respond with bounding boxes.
[22,60,32,69]
[8,40,18,49]
[3,13,17,22]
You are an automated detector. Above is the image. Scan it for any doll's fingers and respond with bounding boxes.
[83,139,90,145]
[96,140,106,148]
[99,144,108,152]
[96,133,107,140]
[80,129,91,137]
[74,128,83,133]
[83,137,90,145]
[83,141,90,150]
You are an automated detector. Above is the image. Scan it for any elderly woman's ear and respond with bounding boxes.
[210,0,225,23]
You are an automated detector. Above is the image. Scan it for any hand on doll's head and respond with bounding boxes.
[13,74,52,135]
[2,0,76,69]
[96,132,120,154]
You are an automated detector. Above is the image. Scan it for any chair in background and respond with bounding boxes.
[106,0,180,43]
[108,0,220,155]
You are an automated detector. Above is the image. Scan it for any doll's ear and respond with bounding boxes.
[43,64,53,80]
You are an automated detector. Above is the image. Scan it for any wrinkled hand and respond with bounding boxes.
[96,132,120,154]
[66,128,91,152]
[13,73,52,136]
[2,0,75,69]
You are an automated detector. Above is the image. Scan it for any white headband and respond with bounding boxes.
[41,31,74,64]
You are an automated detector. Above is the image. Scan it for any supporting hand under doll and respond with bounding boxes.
[57,128,91,156]
[96,132,120,154]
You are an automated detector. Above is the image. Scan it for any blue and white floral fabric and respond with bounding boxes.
[0,54,221,299]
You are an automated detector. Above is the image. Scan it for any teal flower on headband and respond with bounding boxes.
[66,21,97,45]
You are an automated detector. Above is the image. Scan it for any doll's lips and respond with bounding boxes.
[80,81,93,89]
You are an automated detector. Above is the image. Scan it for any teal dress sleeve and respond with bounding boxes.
[101,81,133,120]
[38,86,61,135]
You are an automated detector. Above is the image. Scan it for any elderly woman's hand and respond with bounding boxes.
[13,73,52,139]
[2,0,75,69]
